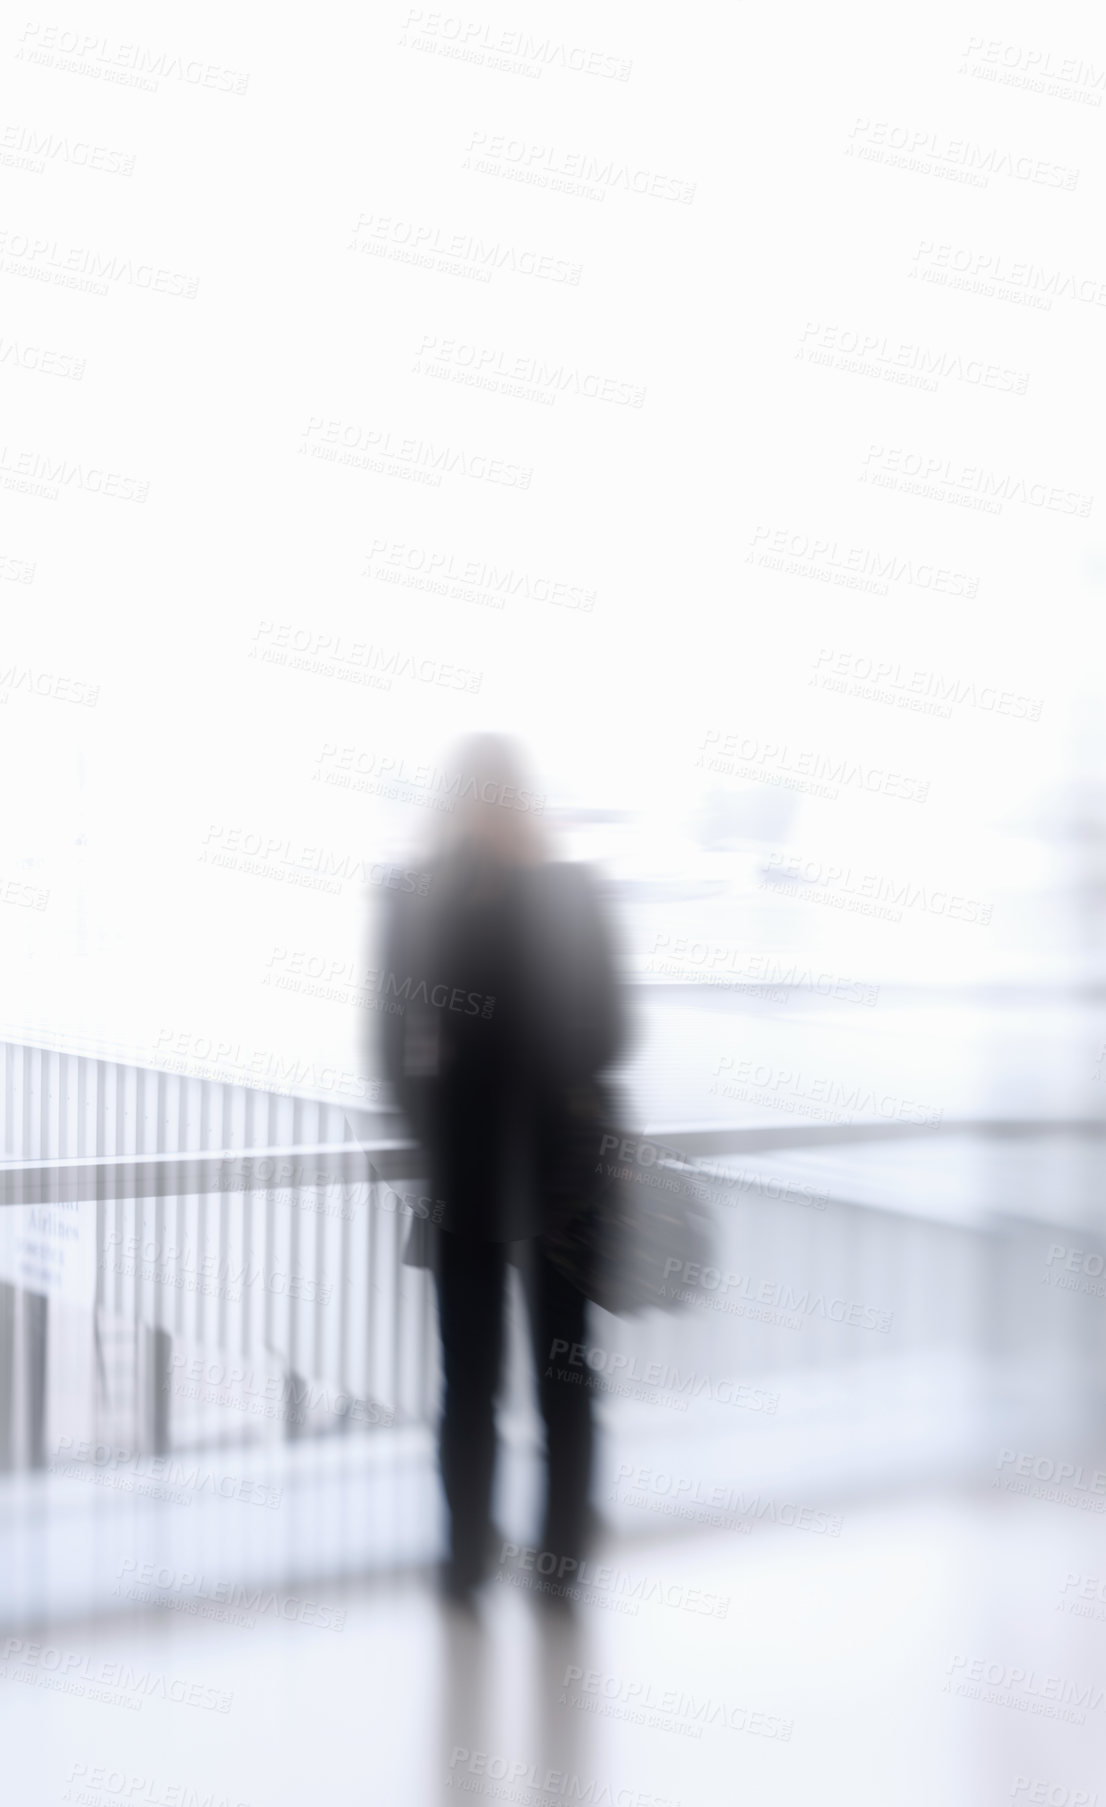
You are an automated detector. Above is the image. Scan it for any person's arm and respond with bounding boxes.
[574,865,628,1076]
[376,889,403,1081]
[372,884,432,1141]
[532,862,627,1082]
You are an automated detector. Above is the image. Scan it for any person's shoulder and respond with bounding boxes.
[539,857,596,881]
[377,858,439,917]
[528,859,607,921]
[531,858,594,894]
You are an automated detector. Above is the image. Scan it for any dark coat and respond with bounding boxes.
[375,848,624,1241]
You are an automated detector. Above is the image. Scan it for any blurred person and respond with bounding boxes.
[376,733,626,1603]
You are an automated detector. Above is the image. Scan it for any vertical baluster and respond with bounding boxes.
[242,1085,258,1359]
[310,1102,324,1386]
[286,1098,303,1434]
[338,1165,351,1420]
[0,1280,14,1472]
[365,1173,378,1421]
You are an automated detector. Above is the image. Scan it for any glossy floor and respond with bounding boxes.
[3,1482,1103,1807]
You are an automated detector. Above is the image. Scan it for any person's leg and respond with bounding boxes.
[433,1231,507,1588]
[522,1244,594,1566]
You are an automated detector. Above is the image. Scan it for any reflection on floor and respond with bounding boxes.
[4,1484,1104,1807]
[2,1341,1050,1632]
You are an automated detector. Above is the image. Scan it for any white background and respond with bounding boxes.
[1,0,1102,1080]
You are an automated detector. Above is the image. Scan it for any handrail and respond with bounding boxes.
[1,1114,1100,1207]
[0,1141,415,1207]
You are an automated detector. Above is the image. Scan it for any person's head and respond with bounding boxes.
[433,732,548,865]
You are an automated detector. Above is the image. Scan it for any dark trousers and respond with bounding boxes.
[433,1230,592,1586]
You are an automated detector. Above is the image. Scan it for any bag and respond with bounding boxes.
[539,1082,713,1316]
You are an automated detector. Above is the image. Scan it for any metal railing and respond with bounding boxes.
[0,1037,438,1469]
[3,1033,1104,1493]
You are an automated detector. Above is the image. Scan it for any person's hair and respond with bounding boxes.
[429,732,548,867]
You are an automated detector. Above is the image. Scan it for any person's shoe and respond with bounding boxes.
[486,1522,512,1567]
[534,1580,577,1616]
[439,1561,480,1613]
[525,1562,582,1621]
[540,1502,604,1566]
